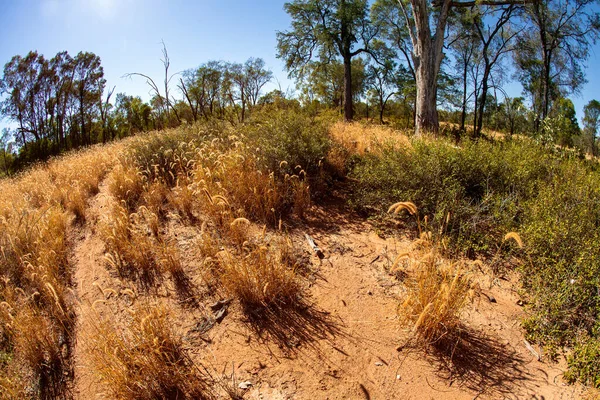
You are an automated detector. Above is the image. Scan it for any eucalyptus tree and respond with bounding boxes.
[371,0,534,135]
[582,99,600,155]
[277,0,378,121]
[471,4,521,137]
[515,0,600,129]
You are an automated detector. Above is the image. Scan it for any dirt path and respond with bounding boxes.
[69,179,118,399]
[197,204,585,400]
[67,182,585,399]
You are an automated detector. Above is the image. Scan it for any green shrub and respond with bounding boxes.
[565,337,600,388]
[348,135,600,386]
[349,138,553,254]
[242,109,331,176]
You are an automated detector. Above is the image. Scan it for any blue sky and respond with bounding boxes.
[0,0,599,128]
[0,0,294,129]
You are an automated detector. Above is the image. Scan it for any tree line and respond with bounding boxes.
[0,48,276,174]
[2,0,600,173]
[276,0,600,138]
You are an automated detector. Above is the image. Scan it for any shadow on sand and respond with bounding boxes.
[423,326,533,397]
[241,300,344,356]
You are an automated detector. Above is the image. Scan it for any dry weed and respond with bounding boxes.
[329,121,411,157]
[217,241,301,312]
[86,303,213,399]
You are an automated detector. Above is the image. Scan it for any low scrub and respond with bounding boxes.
[216,239,301,313]
[346,131,600,386]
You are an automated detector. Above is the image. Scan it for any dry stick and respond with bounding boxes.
[305,233,325,259]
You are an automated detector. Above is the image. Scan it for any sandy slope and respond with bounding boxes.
[69,178,585,399]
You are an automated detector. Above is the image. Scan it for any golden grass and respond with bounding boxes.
[86,303,213,399]
[100,203,177,285]
[503,231,524,248]
[217,239,301,311]
[399,240,478,345]
[0,143,121,397]
[387,200,478,345]
[329,121,411,157]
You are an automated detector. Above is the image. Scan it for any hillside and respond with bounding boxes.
[0,113,597,399]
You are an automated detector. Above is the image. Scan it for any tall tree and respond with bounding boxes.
[515,0,600,129]
[582,99,600,155]
[244,58,273,107]
[472,5,520,137]
[277,0,378,121]
[373,0,533,135]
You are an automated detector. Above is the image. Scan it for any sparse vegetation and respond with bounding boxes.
[2,112,600,394]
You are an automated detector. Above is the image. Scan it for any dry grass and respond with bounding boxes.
[399,240,478,346]
[100,203,182,287]
[86,303,213,399]
[0,143,121,397]
[388,201,478,346]
[216,239,301,312]
[329,121,411,157]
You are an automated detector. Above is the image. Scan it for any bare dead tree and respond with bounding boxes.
[123,41,180,127]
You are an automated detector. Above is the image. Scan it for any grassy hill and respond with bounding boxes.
[0,110,598,398]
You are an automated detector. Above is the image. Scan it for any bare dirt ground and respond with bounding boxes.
[69,178,586,399]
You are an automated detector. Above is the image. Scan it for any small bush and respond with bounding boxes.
[564,337,600,388]
[243,109,331,177]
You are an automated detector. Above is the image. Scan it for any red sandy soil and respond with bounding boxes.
[70,179,585,400]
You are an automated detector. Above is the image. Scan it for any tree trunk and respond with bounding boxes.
[460,61,468,132]
[414,60,439,134]
[409,0,451,135]
[475,68,491,137]
[343,56,353,122]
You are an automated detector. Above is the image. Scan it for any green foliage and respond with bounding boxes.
[350,138,551,253]
[242,109,331,176]
[564,336,600,388]
[348,135,600,385]
[542,98,581,147]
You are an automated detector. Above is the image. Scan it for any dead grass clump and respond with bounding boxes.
[86,303,213,399]
[217,243,301,313]
[108,162,146,212]
[100,204,162,285]
[400,242,478,346]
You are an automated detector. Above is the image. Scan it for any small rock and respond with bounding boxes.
[367,290,373,296]
[375,361,384,366]
[238,381,253,390]
[488,295,497,303]
[517,299,525,306]
[396,374,401,380]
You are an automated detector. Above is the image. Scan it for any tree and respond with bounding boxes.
[244,58,273,107]
[471,5,520,137]
[0,128,14,176]
[0,50,105,155]
[124,42,180,129]
[542,97,580,147]
[515,0,600,130]
[299,57,367,111]
[374,0,536,135]
[72,51,104,146]
[582,99,600,155]
[366,59,400,123]
[277,0,378,121]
